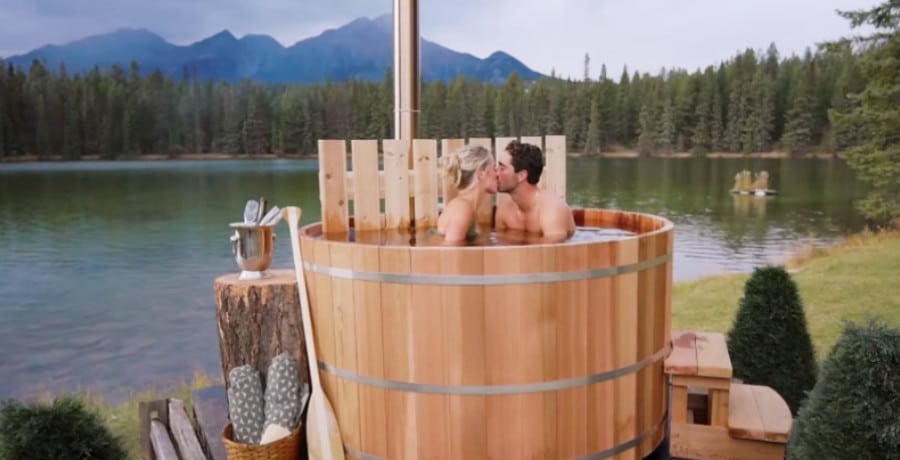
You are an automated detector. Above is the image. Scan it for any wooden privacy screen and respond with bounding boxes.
[316,135,568,234]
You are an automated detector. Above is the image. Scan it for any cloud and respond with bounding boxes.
[0,0,882,79]
[422,0,880,78]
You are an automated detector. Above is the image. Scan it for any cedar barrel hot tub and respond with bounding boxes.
[297,207,673,460]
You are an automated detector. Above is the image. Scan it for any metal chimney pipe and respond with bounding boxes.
[393,0,420,140]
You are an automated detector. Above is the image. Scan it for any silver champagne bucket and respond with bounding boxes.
[229,223,276,280]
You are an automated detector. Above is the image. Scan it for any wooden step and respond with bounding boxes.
[728,383,792,443]
[667,330,734,428]
[666,330,733,379]
[671,424,787,460]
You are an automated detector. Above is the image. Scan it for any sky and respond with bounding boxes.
[0,0,881,79]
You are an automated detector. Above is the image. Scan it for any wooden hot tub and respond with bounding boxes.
[298,208,673,459]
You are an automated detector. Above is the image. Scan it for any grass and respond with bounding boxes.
[7,230,897,459]
[80,372,219,459]
[673,229,900,357]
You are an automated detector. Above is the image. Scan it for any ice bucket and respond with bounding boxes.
[229,223,276,280]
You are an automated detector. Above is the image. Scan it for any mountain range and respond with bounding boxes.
[2,14,545,84]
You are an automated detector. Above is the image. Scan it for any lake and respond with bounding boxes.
[0,157,869,401]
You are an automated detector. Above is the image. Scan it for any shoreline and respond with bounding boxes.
[1,150,843,164]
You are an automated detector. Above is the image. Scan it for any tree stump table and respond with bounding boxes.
[214,269,310,388]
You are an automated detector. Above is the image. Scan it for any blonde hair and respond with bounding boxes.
[439,145,492,190]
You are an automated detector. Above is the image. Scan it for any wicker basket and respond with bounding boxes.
[222,423,303,460]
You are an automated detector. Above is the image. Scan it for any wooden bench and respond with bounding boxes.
[139,385,229,460]
[665,330,733,427]
[139,398,207,460]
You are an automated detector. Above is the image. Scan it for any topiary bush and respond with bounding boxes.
[725,265,818,414]
[0,396,126,460]
[787,320,900,459]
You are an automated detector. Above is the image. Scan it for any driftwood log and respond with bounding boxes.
[214,269,310,388]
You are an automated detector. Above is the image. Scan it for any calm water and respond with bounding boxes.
[0,157,868,400]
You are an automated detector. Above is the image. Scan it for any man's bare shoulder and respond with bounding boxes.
[536,189,573,213]
[537,190,576,238]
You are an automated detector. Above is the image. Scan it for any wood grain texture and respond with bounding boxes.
[671,423,786,460]
[167,399,206,460]
[318,140,349,234]
[382,139,411,230]
[214,270,309,389]
[413,139,439,229]
[330,242,361,449]
[299,206,673,459]
[352,245,388,457]
[351,140,381,231]
[191,386,228,460]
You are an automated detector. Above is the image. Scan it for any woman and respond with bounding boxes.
[436,144,498,243]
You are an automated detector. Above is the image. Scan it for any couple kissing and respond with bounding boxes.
[436,139,576,244]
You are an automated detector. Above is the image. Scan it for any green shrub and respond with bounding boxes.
[0,396,126,460]
[787,320,900,459]
[726,265,818,414]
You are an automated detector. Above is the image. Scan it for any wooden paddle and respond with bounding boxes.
[282,206,346,460]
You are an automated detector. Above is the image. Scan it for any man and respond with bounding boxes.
[495,139,576,242]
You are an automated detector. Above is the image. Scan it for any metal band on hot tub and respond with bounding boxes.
[342,411,668,460]
[318,342,670,396]
[302,253,671,286]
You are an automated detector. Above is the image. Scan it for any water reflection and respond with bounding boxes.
[731,195,770,220]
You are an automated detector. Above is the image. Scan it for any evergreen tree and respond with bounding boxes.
[544,79,564,135]
[691,68,715,153]
[710,89,726,151]
[783,51,818,154]
[524,78,548,136]
[827,0,900,225]
[726,266,818,415]
[492,82,510,137]
[505,72,525,137]
[564,81,590,151]
[615,67,632,144]
[597,72,617,149]
[656,95,677,153]
[827,49,866,151]
[0,396,127,460]
[786,320,900,459]
[445,76,467,138]
[748,67,776,152]
[672,72,698,152]
[725,51,755,152]
[584,90,602,154]
[474,83,494,137]
[625,71,643,146]
[637,83,660,155]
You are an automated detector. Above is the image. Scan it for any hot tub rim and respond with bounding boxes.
[298,207,674,250]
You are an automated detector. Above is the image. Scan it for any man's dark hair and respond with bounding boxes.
[506,140,544,185]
